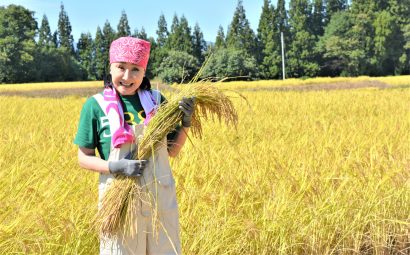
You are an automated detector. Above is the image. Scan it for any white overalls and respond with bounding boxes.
[95,93,181,255]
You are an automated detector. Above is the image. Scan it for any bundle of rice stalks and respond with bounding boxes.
[95,177,149,239]
[138,83,238,159]
[96,82,238,239]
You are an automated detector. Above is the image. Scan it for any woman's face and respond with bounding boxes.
[110,62,145,95]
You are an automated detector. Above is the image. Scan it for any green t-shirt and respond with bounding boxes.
[74,91,167,160]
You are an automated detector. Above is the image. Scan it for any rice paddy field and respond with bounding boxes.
[0,76,409,254]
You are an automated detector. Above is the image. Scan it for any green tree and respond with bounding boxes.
[401,23,410,74]
[350,0,382,14]
[325,0,348,24]
[144,36,157,79]
[373,10,402,74]
[117,10,131,37]
[287,0,319,77]
[311,0,325,36]
[388,0,410,26]
[77,32,95,80]
[157,50,199,84]
[35,47,64,82]
[201,48,257,80]
[311,0,325,75]
[58,48,83,81]
[94,26,106,79]
[57,3,74,54]
[214,25,226,49]
[103,20,116,48]
[276,0,288,34]
[348,1,378,75]
[0,5,37,83]
[102,20,116,74]
[52,31,58,48]
[152,15,170,79]
[38,15,53,47]
[36,15,60,81]
[36,12,82,83]
[156,14,169,47]
[36,46,82,82]
[168,14,193,54]
[167,14,180,49]
[348,0,410,75]
[276,0,289,79]
[178,16,193,53]
[350,13,375,75]
[133,27,148,40]
[389,0,410,74]
[317,11,356,76]
[257,0,280,79]
[150,41,168,79]
[192,23,207,63]
[226,0,257,56]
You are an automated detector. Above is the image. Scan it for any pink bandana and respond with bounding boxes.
[109,37,151,69]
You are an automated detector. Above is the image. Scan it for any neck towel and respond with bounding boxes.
[138,89,159,126]
[95,87,159,148]
[102,87,134,148]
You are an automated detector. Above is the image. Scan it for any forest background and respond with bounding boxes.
[1,0,410,84]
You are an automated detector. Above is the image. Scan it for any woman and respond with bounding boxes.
[74,36,194,254]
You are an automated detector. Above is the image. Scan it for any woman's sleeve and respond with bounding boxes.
[73,98,98,149]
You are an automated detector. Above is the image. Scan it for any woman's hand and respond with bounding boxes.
[108,159,147,177]
[179,97,196,127]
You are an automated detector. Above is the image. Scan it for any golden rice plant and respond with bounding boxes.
[0,77,409,254]
[96,82,238,238]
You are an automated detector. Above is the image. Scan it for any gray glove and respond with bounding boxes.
[108,159,147,177]
[179,97,196,127]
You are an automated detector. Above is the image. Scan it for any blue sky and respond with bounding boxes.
[2,0,269,43]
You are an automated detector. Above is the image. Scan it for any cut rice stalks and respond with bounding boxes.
[95,82,238,239]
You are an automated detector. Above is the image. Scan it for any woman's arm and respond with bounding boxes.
[168,127,190,157]
[78,147,110,174]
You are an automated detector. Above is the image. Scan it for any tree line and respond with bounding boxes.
[0,0,409,84]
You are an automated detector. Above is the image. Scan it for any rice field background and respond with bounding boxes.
[0,76,409,254]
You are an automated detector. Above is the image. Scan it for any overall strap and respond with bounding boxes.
[93,94,109,115]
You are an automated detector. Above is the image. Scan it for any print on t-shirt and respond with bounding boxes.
[99,110,146,137]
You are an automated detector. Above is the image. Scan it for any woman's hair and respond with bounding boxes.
[103,74,151,91]
[140,77,151,90]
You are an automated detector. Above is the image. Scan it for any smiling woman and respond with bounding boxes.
[73,36,196,254]
[107,37,150,96]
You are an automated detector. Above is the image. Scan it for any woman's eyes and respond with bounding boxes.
[117,66,140,72]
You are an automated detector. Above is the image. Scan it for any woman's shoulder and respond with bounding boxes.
[82,93,99,106]
[81,93,105,113]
